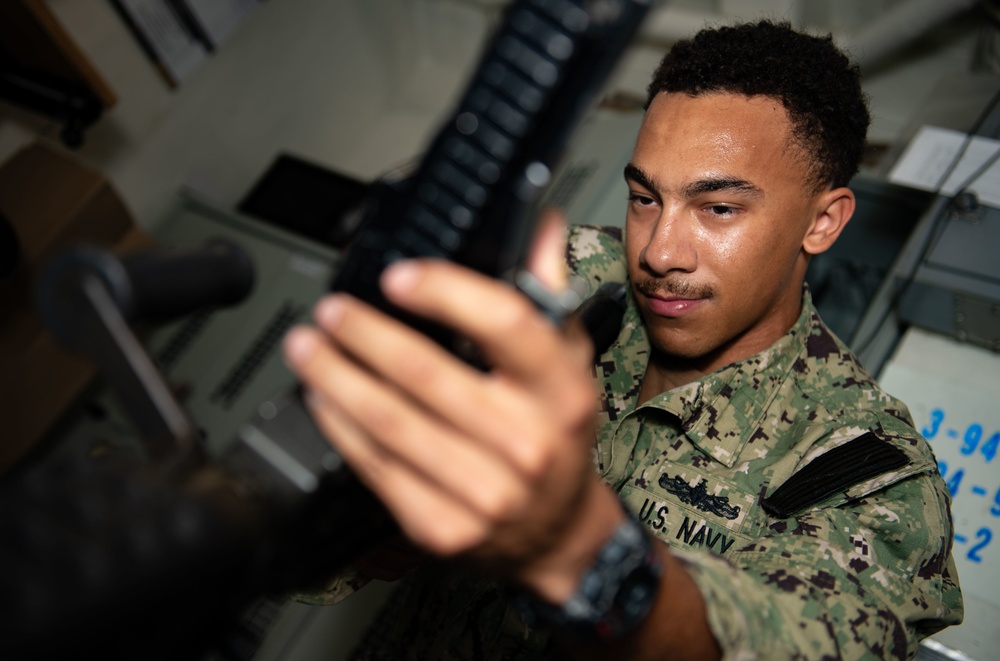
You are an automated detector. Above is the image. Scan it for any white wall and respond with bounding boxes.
[0,0,987,233]
[0,0,494,230]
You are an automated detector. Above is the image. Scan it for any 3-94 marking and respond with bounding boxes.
[921,406,998,566]
[922,408,1000,463]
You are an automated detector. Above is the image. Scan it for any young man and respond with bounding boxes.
[284,20,963,660]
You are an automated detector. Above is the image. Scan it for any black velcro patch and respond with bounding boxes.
[760,432,910,518]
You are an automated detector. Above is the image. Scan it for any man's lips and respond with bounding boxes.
[633,277,713,319]
[642,293,707,318]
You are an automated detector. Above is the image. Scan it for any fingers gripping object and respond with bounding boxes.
[15,1,650,658]
[329,0,651,356]
[515,270,587,326]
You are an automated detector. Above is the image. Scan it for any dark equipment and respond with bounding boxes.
[1,1,649,658]
[0,42,104,149]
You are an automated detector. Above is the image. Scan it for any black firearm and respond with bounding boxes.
[3,1,648,658]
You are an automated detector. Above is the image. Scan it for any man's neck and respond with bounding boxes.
[636,285,809,405]
[636,310,802,405]
[637,352,713,405]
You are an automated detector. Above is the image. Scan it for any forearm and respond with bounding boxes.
[516,480,721,661]
[555,543,721,661]
[529,477,957,660]
[655,484,961,660]
[566,544,905,661]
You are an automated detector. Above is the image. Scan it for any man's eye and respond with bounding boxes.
[628,192,656,206]
[707,205,738,217]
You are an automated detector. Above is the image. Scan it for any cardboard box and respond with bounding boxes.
[0,141,149,472]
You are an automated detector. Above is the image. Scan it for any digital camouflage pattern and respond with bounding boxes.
[572,226,964,659]
[303,225,963,660]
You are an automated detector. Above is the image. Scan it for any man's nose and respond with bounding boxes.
[639,208,697,275]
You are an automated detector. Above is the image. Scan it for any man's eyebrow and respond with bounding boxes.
[623,163,658,192]
[681,176,763,199]
[624,163,764,200]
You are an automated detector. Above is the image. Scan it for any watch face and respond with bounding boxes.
[515,515,662,641]
[616,554,661,622]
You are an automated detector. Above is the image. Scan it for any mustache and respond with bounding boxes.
[633,276,715,300]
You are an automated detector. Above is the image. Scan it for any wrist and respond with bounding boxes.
[517,479,627,603]
[515,495,664,642]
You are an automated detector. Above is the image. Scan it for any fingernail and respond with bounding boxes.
[315,296,346,330]
[283,327,317,366]
[381,260,421,297]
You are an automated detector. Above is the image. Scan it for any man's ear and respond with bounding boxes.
[802,187,855,256]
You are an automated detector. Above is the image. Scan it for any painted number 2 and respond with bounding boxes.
[968,527,992,564]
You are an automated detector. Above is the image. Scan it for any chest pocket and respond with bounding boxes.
[618,467,766,557]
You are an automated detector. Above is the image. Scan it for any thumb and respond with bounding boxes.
[524,207,569,291]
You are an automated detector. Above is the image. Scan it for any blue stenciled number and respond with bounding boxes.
[922,408,945,440]
[982,432,999,463]
[992,488,1000,517]
[967,527,992,564]
[938,461,964,498]
[946,468,964,498]
[961,424,983,455]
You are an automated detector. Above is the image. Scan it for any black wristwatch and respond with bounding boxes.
[515,507,663,642]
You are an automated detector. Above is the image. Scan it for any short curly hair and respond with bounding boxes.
[647,20,870,191]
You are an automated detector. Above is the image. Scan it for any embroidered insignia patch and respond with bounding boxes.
[658,473,741,520]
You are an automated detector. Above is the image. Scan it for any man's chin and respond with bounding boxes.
[646,331,715,363]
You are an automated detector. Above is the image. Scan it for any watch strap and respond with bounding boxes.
[515,505,663,641]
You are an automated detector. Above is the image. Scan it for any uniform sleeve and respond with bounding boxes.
[676,468,963,660]
[565,224,628,292]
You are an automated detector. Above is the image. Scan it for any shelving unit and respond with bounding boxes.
[0,0,116,146]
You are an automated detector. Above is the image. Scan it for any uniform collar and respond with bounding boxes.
[630,288,816,468]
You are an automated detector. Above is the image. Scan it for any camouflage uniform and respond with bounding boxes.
[304,225,963,660]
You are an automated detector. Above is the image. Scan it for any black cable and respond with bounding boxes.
[850,86,1000,359]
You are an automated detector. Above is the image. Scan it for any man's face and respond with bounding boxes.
[625,92,824,371]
